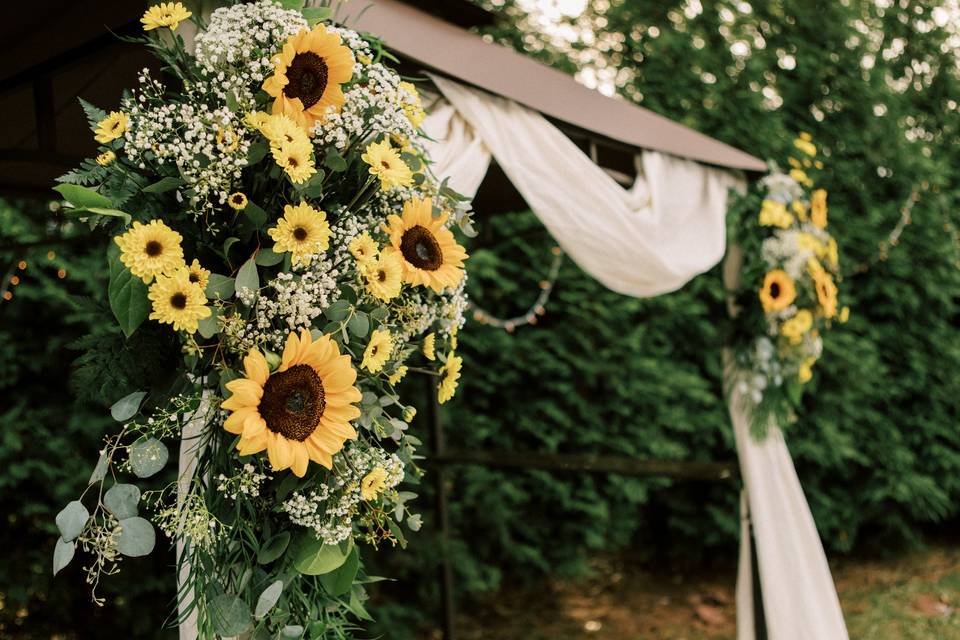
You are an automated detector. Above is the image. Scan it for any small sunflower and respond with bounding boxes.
[114,220,184,283]
[223,329,362,476]
[364,251,403,302]
[148,269,211,333]
[186,259,210,291]
[759,269,796,313]
[227,192,248,211]
[268,202,331,266]
[94,111,128,144]
[361,139,413,191]
[781,309,813,345]
[383,197,468,292]
[437,353,463,404]
[272,139,316,184]
[361,329,393,373]
[262,24,355,131]
[814,272,838,318]
[141,2,192,31]
[349,232,378,267]
[360,467,389,500]
[387,365,408,386]
[811,189,828,229]
[96,150,116,166]
[422,332,436,361]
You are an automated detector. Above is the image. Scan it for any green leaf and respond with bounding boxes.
[197,310,219,339]
[53,538,75,576]
[223,236,241,257]
[235,258,260,297]
[257,531,291,565]
[108,251,150,337]
[244,201,268,229]
[292,535,352,576]
[110,390,147,421]
[56,501,89,542]
[53,183,111,209]
[246,141,268,165]
[324,148,348,172]
[128,437,169,478]
[116,516,155,557]
[89,451,109,484]
[211,594,253,636]
[255,248,284,267]
[319,545,359,596]
[205,274,235,300]
[282,625,305,638]
[142,176,182,193]
[68,207,132,225]
[104,484,141,519]
[348,311,369,338]
[254,580,284,619]
[225,90,240,113]
[400,152,422,171]
[324,299,351,322]
[78,97,107,130]
[302,6,331,25]
[280,0,305,10]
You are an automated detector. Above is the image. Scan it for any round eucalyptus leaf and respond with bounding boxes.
[254,580,284,619]
[282,625,305,638]
[257,531,291,565]
[292,535,351,576]
[52,537,75,576]
[116,516,155,557]
[211,593,253,636]
[128,437,169,478]
[55,500,89,542]
[104,483,141,519]
[110,390,147,422]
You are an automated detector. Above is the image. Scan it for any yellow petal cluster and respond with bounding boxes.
[758,199,793,228]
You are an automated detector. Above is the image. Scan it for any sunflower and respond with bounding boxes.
[114,220,184,282]
[94,111,128,144]
[437,353,463,404]
[780,309,813,345]
[361,139,413,191]
[383,197,468,292]
[223,329,361,476]
[387,365,408,386]
[349,232,378,267]
[185,259,210,291]
[272,139,316,184]
[227,192,248,211]
[262,24,354,131]
[96,150,116,166]
[364,251,403,302]
[361,329,393,373]
[814,272,838,318]
[422,332,436,361]
[148,268,211,333]
[268,202,331,266]
[141,2,192,31]
[759,269,796,313]
[811,189,828,229]
[360,467,388,500]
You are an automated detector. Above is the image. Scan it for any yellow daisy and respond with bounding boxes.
[94,111,128,144]
[141,2,192,31]
[96,150,116,166]
[839,306,850,323]
[227,192,248,211]
[759,269,796,313]
[262,24,354,131]
[387,365,408,386]
[272,139,316,184]
[827,237,839,269]
[780,309,813,345]
[811,189,828,229]
[814,272,838,318]
[185,259,210,291]
[383,197,468,292]
[223,329,361,476]
[438,353,463,404]
[398,81,426,129]
[364,251,403,302]
[360,467,389,501]
[361,139,413,191]
[267,202,331,266]
[798,356,817,384]
[758,199,793,228]
[243,111,271,130]
[114,220,184,283]
[261,113,307,147]
[148,268,211,333]
[349,232,378,268]
[361,329,393,373]
[422,332,436,361]
[791,199,808,221]
[793,136,817,157]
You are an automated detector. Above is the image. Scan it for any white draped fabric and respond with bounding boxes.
[423,75,849,640]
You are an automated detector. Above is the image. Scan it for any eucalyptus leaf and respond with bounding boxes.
[244,201,268,229]
[197,310,219,339]
[255,248,285,266]
[142,176,182,193]
[319,545,359,596]
[89,451,109,484]
[104,483,141,519]
[211,593,253,636]
[254,580,284,618]
[108,251,150,337]
[235,258,260,297]
[302,6,331,25]
[53,183,111,209]
[292,535,352,576]
[348,311,369,338]
[128,437,168,478]
[257,531,291,565]
[324,299,351,322]
[55,501,89,542]
[116,516,155,557]
[53,537,75,576]
[110,390,146,422]
[247,141,268,165]
[324,148,348,172]
[223,236,241,257]
[205,274,235,300]
[282,625,306,638]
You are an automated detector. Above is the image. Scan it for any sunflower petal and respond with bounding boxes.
[290,443,309,477]
[243,349,270,386]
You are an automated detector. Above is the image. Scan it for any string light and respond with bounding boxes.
[471,246,563,332]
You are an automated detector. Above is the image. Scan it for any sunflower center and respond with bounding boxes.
[145,240,163,257]
[170,292,187,310]
[293,227,309,241]
[259,364,326,442]
[283,52,329,110]
[770,282,781,298]
[400,225,443,271]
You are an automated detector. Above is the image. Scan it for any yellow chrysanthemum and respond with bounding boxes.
[383,197,468,292]
[364,251,403,302]
[94,111,128,144]
[811,189,828,229]
[96,150,116,166]
[781,309,813,345]
[360,467,389,500]
[243,111,271,130]
[262,24,354,131]
[387,365,408,386]
[402,406,417,422]
[272,139,316,184]
[141,2,192,31]
[791,199,808,221]
[227,192,248,211]
[790,168,813,187]
[114,220,184,283]
[361,329,393,373]
[186,259,210,291]
[268,202,331,266]
[148,268,211,333]
[839,306,850,323]
[261,113,307,147]
[223,329,361,477]
[398,81,426,129]
[437,353,463,404]
[349,232,378,267]
[758,199,793,228]
[361,139,413,191]
[814,272,838,318]
[422,332,436,361]
[759,269,797,313]
[793,136,817,157]
[450,327,459,350]
[827,237,839,269]
[798,356,817,384]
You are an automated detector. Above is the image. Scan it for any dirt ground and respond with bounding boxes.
[450,545,960,639]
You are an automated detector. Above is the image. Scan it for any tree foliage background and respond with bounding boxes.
[2,0,960,637]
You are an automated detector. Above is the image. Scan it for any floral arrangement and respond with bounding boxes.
[50,2,473,636]
[728,133,848,436]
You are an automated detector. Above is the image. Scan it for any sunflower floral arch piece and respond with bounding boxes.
[50,3,475,637]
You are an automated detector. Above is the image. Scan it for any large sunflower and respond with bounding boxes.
[262,25,354,131]
[383,197,468,292]
[223,329,361,477]
[114,220,184,282]
[759,269,796,313]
